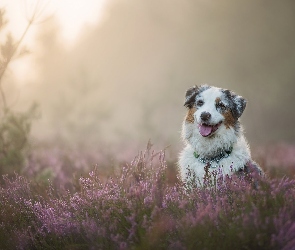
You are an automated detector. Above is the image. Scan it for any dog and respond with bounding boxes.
[178,84,262,185]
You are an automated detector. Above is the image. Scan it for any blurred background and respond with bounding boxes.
[1,0,295,185]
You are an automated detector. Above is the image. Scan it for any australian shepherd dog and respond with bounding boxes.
[178,85,262,186]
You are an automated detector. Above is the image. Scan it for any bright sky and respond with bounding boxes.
[1,0,107,83]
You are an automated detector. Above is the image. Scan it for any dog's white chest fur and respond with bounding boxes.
[179,134,251,180]
[178,85,254,184]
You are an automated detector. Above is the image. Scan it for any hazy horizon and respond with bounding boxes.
[2,0,295,154]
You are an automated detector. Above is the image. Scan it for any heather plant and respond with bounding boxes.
[23,142,135,190]
[1,144,295,249]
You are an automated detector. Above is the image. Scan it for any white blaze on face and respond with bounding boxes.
[192,87,227,137]
[194,87,224,125]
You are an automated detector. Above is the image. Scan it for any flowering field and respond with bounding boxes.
[1,143,295,249]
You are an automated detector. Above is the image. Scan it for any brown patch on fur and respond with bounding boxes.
[185,107,196,123]
[223,110,235,129]
[216,97,236,129]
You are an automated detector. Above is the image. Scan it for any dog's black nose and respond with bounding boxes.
[200,112,211,122]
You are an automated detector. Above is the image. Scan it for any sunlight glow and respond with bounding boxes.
[50,0,107,43]
[2,0,107,43]
[1,0,107,83]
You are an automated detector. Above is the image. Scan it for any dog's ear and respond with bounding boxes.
[223,89,247,119]
[232,94,247,119]
[184,85,199,108]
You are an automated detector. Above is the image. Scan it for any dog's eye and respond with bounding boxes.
[217,102,226,111]
[196,100,204,106]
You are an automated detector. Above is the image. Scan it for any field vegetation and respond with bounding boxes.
[1,142,295,249]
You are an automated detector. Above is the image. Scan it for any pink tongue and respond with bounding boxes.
[199,124,213,137]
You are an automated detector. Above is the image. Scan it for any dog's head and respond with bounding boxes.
[183,85,246,138]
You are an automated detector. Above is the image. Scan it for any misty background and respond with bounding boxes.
[4,0,295,159]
